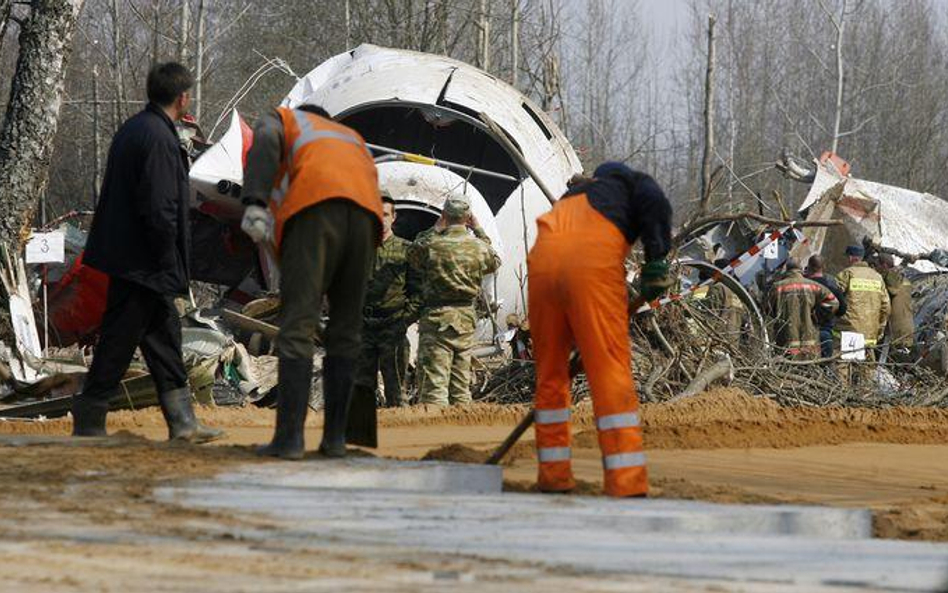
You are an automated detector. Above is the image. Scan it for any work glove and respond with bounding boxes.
[240,205,273,244]
[639,259,673,302]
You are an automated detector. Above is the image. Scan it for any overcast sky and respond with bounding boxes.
[643,0,691,34]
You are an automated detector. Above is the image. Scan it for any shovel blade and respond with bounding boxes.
[345,386,378,448]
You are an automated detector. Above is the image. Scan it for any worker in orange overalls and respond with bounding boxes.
[241,104,383,459]
[528,163,673,497]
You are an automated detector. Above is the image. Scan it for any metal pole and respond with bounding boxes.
[43,265,48,356]
[479,113,558,205]
[366,143,522,183]
[40,193,47,356]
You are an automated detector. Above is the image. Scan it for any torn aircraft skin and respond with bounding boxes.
[189,44,582,330]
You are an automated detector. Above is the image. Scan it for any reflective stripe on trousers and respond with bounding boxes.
[603,451,646,471]
[529,195,648,497]
[596,411,639,431]
[537,446,571,463]
[535,408,570,425]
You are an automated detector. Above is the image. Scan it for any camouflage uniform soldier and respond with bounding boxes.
[408,197,500,406]
[354,195,421,407]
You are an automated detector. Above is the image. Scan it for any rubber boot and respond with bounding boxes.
[71,392,110,437]
[256,358,312,460]
[318,356,356,458]
[159,387,225,444]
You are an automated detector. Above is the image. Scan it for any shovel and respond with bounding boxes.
[487,351,584,465]
[346,384,378,448]
[486,296,646,465]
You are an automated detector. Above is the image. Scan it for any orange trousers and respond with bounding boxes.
[527,195,647,497]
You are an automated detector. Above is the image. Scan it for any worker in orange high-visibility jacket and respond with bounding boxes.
[528,163,673,497]
[241,104,383,460]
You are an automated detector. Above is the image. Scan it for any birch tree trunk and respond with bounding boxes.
[177,0,190,63]
[829,5,846,155]
[0,0,85,248]
[193,0,206,123]
[0,0,13,58]
[477,0,490,71]
[510,0,519,88]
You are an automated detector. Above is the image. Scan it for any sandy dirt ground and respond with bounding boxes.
[2,387,947,545]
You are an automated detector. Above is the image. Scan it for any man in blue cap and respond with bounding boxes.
[835,244,890,377]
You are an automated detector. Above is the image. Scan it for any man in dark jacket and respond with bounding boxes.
[805,254,847,359]
[72,62,222,443]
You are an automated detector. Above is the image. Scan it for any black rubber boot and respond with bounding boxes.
[71,393,110,437]
[256,358,312,460]
[159,387,225,444]
[319,356,356,458]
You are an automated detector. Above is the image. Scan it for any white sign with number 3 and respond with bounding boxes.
[25,231,65,264]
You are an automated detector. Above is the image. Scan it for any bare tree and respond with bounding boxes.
[0,0,85,247]
[817,0,853,155]
[477,0,491,70]
[699,13,716,213]
[510,0,519,87]
[193,0,206,121]
[0,0,13,56]
[177,0,190,62]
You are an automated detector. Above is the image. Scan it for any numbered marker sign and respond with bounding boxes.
[25,231,65,264]
[840,331,866,361]
[763,240,779,260]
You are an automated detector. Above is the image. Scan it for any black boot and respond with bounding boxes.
[257,358,312,460]
[319,356,356,458]
[159,387,225,444]
[71,392,110,437]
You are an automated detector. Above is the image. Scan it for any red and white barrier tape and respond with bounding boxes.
[635,225,806,314]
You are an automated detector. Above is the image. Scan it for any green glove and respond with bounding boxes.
[639,259,673,301]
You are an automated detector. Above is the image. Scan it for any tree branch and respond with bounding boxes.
[675,212,842,245]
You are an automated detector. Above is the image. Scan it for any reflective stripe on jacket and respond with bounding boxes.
[270,107,383,248]
[835,262,890,345]
[768,270,839,357]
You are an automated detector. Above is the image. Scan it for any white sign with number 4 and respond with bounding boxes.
[840,331,866,361]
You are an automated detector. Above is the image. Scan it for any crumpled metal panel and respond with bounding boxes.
[800,165,948,273]
[284,44,583,319]
[282,45,454,115]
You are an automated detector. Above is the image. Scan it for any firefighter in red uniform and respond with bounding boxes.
[528,162,673,497]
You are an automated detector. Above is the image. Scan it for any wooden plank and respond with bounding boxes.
[221,309,279,339]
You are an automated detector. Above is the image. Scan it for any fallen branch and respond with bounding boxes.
[669,354,733,402]
[675,212,842,245]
